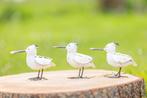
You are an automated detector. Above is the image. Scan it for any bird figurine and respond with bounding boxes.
[54,42,95,78]
[10,44,56,80]
[90,42,137,78]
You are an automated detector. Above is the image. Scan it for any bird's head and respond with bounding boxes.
[10,44,38,56]
[53,42,78,53]
[66,43,78,53]
[25,44,38,55]
[90,42,119,53]
[104,42,119,53]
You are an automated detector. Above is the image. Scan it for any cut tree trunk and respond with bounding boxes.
[0,70,145,98]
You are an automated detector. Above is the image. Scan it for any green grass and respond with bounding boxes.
[0,0,147,93]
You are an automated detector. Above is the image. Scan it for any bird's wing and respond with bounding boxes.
[73,53,93,64]
[35,56,52,65]
[113,53,135,65]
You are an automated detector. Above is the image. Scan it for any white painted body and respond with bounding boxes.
[26,45,55,70]
[66,43,95,68]
[104,43,137,68]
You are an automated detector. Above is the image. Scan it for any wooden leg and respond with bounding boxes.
[37,70,40,79]
[40,69,44,80]
[118,67,122,78]
[78,68,81,78]
[80,67,84,78]
[115,67,122,78]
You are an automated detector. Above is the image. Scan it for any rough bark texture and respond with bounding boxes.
[0,70,145,98]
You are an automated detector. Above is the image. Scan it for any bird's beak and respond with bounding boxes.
[53,46,66,48]
[10,50,26,54]
[90,48,104,51]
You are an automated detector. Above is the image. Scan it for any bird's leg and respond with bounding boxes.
[40,69,44,80]
[115,67,122,78]
[37,70,40,79]
[29,70,40,81]
[78,68,81,78]
[80,67,84,78]
[117,67,122,78]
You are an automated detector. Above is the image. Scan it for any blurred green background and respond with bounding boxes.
[0,0,147,91]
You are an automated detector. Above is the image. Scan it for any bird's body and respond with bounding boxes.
[11,45,55,80]
[90,42,137,78]
[67,53,95,68]
[26,55,55,70]
[55,43,95,78]
[106,52,137,68]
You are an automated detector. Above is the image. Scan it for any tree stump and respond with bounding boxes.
[0,70,145,98]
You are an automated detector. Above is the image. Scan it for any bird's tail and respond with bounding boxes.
[90,62,96,68]
[132,59,138,66]
[51,62,56,67]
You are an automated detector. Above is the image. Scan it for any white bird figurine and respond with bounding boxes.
[10,44,56,80]
[54,43,95,78]
[90,42,137,78]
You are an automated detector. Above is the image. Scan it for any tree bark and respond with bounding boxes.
[0,70,145,98]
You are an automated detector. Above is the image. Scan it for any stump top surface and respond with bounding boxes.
[0,70,141,94]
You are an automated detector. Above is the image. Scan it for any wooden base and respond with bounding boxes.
[0,70,145,98]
